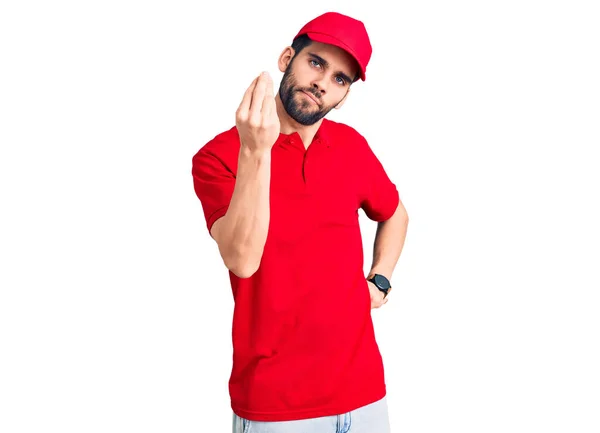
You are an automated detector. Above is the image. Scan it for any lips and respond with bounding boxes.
[300,90,320,106]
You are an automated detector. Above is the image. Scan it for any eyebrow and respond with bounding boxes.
[307,52,354,84]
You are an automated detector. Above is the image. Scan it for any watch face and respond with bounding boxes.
[374,274,391,290]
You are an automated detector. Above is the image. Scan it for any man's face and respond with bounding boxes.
[278,41,359,126]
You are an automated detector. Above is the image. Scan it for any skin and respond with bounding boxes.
[367,203,409,308]
[275,41,356,141]
[210,41,409,308]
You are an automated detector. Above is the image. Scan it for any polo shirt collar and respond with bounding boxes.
[278,118,330,146]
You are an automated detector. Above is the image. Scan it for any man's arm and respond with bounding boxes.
[211,72,280,279]
[211,148,271,278]
[367,200,409,302]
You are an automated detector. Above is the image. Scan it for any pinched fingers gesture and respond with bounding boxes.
[235,71,280,153]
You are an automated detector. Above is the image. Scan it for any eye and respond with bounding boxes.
[309,59,321,68]
[335,76,346,85]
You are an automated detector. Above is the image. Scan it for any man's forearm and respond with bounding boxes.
[368,202,409,280]
[218,146,271,278]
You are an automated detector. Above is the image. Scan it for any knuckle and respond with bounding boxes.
[248,117,261,129]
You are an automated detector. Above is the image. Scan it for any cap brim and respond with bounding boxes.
[304,32,366,81]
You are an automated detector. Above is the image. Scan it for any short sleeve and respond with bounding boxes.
[358,138,400,222]
[191,149,236,234]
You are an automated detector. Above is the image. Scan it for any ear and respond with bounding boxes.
[278,47,295,73]
[334,87,351,110]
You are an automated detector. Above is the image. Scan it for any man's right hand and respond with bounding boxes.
[235,72,281,153]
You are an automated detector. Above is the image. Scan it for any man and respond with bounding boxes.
[192,11,409,433]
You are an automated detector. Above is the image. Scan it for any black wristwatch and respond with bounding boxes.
[367,273,391,298]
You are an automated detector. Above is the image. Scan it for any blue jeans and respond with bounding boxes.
[232,396,390,433]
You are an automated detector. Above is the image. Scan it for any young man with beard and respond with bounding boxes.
[192,11,409,433]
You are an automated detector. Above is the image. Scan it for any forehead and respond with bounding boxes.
[299,41,358,76]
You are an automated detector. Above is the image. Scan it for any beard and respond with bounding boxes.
[278,63,340,126]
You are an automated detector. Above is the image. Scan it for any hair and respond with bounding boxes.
[290,34,360,83]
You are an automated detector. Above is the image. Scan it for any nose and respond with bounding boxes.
[310,80,326,96]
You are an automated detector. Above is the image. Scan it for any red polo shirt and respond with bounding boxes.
[191,118,399,422]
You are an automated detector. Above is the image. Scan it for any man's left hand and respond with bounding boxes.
[367,280,390,309]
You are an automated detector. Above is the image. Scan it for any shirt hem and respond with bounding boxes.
[231,387,387,422]
[368,189,400,222]
[207,205,229,234]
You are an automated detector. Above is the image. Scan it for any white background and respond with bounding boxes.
[1,0,599,432]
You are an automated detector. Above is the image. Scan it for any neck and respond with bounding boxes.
[275,93,323,149]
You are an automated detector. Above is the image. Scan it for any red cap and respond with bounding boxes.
[293,12,372,81]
